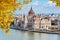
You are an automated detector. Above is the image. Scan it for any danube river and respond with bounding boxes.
[0,29,60,40]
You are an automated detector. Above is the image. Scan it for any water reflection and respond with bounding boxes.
[58,35,60,40]
[23,32,58,40]
[0,29,60,40]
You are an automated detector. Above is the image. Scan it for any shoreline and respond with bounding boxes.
[11,27,60,34]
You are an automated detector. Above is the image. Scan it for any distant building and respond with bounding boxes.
[13,7,60,31]
[49,14,58,30]
[24,15,28,29]
[28,7,34,16]
[14,15,25,28]
[41,17,51,30]
[14,16,19,27]
[33,16,41,30]
[58,16,60,30]
[51,20,58,27]
[27,7,35,30]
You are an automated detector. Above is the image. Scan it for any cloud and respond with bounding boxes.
[32,1,39,5]
[47,1,56,6]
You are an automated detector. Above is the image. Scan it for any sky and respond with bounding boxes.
[14,0,60,16]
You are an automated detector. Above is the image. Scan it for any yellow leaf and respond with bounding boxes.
[24,1,31,4]
[0,0,32,35]
[7,31,11,36]
[19,7,23,10]
[50,0,54,3]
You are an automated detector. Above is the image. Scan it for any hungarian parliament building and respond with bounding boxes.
[13,7,60,31]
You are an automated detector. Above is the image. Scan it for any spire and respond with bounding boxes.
[29,7,34,15]
[31,7,32,10]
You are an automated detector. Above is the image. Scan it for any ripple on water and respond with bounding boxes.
[0,29,60,40]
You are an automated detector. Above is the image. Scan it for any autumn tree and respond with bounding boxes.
[50,0,60,6]
[0,0,32,36]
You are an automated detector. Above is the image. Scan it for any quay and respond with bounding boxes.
[11,27,60,34]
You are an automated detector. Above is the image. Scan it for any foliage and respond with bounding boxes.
[0,0,32,36]
[50,0,60,6]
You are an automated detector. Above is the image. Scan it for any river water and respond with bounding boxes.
[0,29,60,40]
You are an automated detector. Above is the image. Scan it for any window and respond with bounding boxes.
[51,20,58,25]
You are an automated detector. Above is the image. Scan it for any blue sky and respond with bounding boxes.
[14,0,60,16]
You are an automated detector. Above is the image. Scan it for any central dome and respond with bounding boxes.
[29,7,34,15]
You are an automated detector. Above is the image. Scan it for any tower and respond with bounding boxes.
[29,7,34,16]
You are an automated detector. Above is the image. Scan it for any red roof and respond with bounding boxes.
[29,7,34,15]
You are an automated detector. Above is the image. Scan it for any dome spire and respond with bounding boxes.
[31,6,32,10]
[29,6,34,15]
